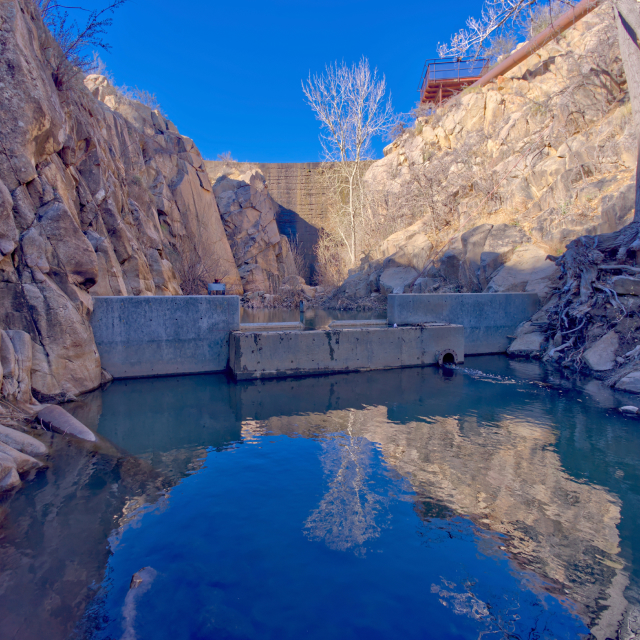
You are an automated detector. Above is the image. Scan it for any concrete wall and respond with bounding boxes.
[91,296,240,379]
[387,293,539,355]
[230,325,464,380]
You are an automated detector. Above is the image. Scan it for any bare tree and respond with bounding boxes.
[436,0,573,59]
[302,58,395,267]
[37,0,127,86]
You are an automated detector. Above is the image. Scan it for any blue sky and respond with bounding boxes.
[85,0,485,162]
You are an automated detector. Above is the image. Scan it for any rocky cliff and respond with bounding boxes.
[206,163,298,292]
[339,3,636,302]
[0,0,247,403]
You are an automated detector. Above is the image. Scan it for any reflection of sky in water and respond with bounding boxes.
[21,355,635,640]
[86,432,588,640]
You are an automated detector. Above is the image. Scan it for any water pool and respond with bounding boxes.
[2,357,640,639]
[240,307,386,329]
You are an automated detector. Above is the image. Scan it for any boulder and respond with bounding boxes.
[0,441,42,473]
[479,224,531,288]
[211,168,297,292]
[616,371,640,394]
[611,276,640,296]
[340,272,370,298]
[379,267,419,295]
[37,405,96,441]
[620,405,639,414]
[0,425,47,457]
[413,277,441,293]
[507,332,546,357]
[0,460,20,491]
[486,245,560,299]
[301,284,316,299]
[583,331,619,371]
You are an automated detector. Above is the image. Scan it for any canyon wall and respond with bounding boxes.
[206,163,298,292]
[339,3,637,302]
[0,0,243,402]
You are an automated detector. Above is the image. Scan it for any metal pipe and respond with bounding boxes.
[471,0,603,88]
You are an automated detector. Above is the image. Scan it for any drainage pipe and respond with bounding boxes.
[438,350,458,367]
[471,0,603,89]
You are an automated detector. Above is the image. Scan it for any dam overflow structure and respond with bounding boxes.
[205,161,332,280]
[90,292,539,381]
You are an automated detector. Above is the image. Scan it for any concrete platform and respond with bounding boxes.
[388,293,539,355]
[91,295,240,378]
[230,325,464,380]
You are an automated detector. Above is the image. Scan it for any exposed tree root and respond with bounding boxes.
[531,222,640,383]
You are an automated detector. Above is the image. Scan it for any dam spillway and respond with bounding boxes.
[90,293,539,382]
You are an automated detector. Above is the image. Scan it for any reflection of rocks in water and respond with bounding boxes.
[0,434,201,640]
[303,410,390,554]
[365,413,623,630]
[244,406,625,635]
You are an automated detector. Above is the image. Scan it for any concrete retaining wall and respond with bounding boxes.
[230,325,464,380]
[387,293,539,355]
[91,296,240,378]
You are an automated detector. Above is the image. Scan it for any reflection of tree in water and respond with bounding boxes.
[304,411,389,554]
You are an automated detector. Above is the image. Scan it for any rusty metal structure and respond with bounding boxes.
[419,58,489,105]
[470,0,602,88]
[419,0,602,105]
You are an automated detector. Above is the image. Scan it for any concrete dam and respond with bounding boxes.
[205,161,332,277]
[89,293,539,381]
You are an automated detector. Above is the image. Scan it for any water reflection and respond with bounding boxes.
[240,306,385,329]
[1,357,639,639]
[303,409,391,554]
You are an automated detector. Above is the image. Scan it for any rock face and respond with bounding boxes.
[344,3,635,301]
[0,0,243,400]
[208,166,298,292]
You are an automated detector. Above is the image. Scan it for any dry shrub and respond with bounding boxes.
[170,236,226,295]
[289,238,307,279]
[314,229,348,289]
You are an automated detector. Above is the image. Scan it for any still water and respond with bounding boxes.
[2,357,640,639]
[240,307,386,329]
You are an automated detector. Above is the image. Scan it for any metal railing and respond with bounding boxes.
[419,58,489,98]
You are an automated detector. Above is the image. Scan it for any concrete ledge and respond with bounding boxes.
[230,325,464,380]
[239,322,303,332]
[387,293,539,355]
[91,296,240,378]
